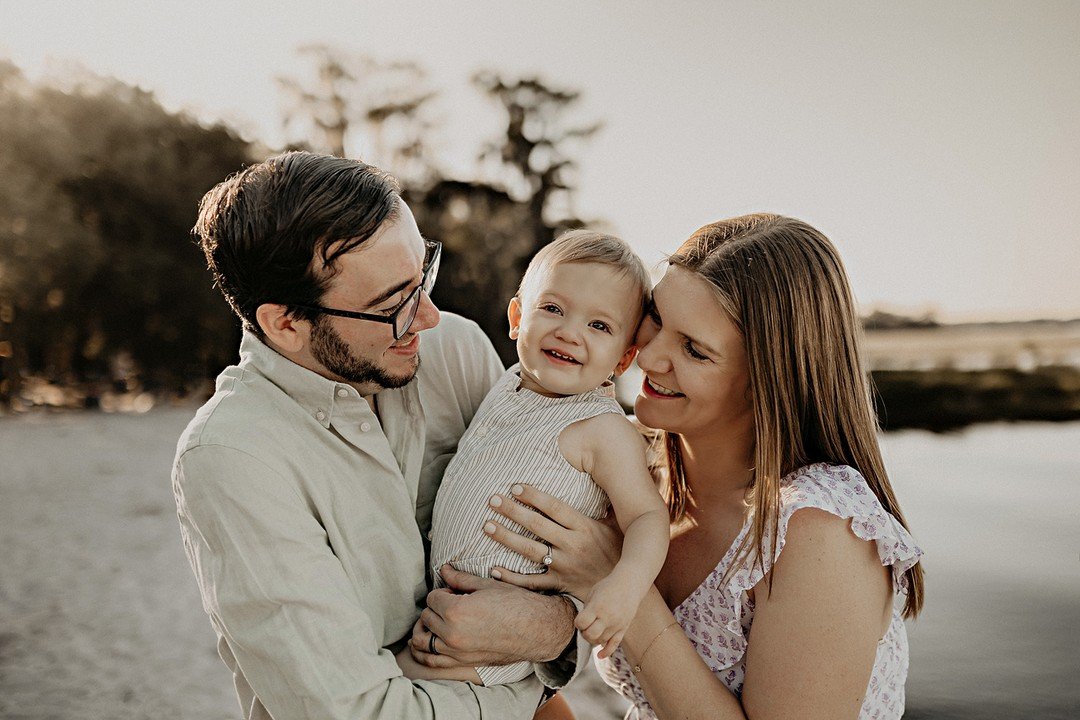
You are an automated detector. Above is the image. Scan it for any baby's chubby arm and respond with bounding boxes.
[559,413,670,658]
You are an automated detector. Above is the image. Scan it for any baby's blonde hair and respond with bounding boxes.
[517,230,652,324]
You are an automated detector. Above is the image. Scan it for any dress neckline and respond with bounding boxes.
[670,512,753,616]
[669,462,840,615]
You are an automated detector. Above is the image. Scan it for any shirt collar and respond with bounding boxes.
[238,330,364,429]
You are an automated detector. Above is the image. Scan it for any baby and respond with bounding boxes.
[398,230,669,686]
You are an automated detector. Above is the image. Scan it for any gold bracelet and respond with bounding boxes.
[630,621,679,674]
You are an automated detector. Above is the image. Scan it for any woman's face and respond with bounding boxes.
[633,265,754,443]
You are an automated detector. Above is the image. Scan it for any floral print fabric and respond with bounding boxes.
[595,463,923,720]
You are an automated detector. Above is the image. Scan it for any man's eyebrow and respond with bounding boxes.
[362,277,412,309]
[360,238,429,308]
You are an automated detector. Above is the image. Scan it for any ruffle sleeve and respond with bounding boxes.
[681,463,924,675]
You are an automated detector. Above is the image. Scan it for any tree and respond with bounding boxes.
[412,74,602,363]
[0,60,253,408]
[472,72,602,249]
[277,45,438,186]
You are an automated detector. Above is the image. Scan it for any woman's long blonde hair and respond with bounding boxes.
[655,214,924,618]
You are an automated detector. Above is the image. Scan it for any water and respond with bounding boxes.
[882,423,1080,719]
[565,422,1080,719]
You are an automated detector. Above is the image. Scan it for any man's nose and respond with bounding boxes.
[414,291,441,332]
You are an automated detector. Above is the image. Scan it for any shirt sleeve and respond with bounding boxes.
[173,444,543,720]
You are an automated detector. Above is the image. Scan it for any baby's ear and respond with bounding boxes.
[507,296,523,340]
[613,345,638,376]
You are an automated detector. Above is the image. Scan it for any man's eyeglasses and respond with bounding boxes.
[293,240,441,340]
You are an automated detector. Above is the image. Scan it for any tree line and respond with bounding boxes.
[0,49,599,410]
[2,50,1076,429]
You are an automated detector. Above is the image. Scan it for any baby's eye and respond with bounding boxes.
[589,320,611,333]
[683,338,708,361]
[539,303,563,315]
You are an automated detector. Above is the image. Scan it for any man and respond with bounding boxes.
[173,152,583,719]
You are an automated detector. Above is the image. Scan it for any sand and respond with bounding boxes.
[2,407,1078,719]
[0,407,625,719]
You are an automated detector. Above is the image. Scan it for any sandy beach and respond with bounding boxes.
[1,407,1078,719]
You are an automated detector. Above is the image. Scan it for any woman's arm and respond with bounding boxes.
[740,508,892,719]
[483,483,622,599]
[618,509,891,720]
[618,587,746,718]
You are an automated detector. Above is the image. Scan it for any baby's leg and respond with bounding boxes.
[534,692,577,720]
[395,647,484,684]
[476,660,534,685]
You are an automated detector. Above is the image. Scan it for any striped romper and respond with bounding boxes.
[429,363,624,685]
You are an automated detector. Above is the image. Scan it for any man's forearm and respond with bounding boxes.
[428,568,578,665]
[533,593,590,691]
[530,593,578,661]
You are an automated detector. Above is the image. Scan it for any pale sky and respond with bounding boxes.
[3,0,1078,320]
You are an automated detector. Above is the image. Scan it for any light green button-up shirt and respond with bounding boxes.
[172,313,556,719]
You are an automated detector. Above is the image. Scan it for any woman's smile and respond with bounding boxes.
[641,375,683,398]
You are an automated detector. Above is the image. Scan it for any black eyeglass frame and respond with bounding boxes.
[292,240,441,340]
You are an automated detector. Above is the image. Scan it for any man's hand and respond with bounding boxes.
[409,565,577,669]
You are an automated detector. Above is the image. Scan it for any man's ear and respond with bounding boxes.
[613,345,639,377]
[255,303,308,354]
[507,296,523,340]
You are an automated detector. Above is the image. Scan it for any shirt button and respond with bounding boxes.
[360,422,372,432]
[315,410,327,422]
[336,388,348,398]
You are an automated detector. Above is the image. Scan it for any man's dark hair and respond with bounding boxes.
[194,151,402,337]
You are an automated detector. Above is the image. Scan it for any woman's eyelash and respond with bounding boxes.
[683,339,708,360]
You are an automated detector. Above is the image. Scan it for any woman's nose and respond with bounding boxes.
[635,328,669,373]
[634,315,659,347]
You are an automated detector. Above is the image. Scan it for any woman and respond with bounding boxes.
[481,214,924,719]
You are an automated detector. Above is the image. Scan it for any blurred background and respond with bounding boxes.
[0,1,1077,718]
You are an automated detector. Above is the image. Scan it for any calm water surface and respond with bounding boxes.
[881,423,1080,719]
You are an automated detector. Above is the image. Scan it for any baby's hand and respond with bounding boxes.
[575,576,637,659]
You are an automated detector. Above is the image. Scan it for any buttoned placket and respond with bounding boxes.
[375,383,426,509]
[320,382,426,510]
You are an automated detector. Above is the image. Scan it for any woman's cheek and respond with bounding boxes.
[634,318,659,347]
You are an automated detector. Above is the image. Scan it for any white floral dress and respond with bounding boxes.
[595,463,923,720]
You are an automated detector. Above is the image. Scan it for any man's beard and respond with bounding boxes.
[310,316,418,389]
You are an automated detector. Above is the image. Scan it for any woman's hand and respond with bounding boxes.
[483,483,623,600]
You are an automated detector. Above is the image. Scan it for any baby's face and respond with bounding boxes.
[509,262,641,397]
